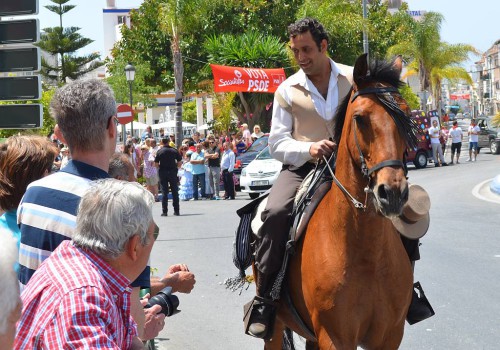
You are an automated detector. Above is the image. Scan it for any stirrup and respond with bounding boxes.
[243,296,278,340]
[406,281,435,325]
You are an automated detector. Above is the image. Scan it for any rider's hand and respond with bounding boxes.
[309,140,337,159]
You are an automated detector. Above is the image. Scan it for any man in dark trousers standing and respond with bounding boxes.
[221,141,235,200]
[155,138,182,216]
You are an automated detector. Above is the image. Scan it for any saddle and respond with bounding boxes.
[226,156,335,285]
[226,157,335,341]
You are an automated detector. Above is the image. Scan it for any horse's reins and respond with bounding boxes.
[323,85,407,210]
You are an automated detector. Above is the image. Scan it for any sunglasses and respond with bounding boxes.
[107,116,119,129]
[153,224,159,241]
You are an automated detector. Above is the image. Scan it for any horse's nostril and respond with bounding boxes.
[378,184,389,200]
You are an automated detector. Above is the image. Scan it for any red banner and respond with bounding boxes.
[450,93,470,100]
[210,64,286,93]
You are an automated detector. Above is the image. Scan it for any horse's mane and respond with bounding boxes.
[333,58,419,149]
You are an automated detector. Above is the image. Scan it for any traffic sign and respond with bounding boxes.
[0,47,40,72]
[0,0,38,16]
[0,104,42,129]
[0,19,39,44]
[117,104,134,124]
[0,76,41,101]
[0,0,42,130]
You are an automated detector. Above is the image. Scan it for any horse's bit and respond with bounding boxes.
[323,86,406,210]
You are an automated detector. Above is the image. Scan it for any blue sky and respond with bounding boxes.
[37,0,497,69]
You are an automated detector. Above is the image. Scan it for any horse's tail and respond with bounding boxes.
[282,328,296,350]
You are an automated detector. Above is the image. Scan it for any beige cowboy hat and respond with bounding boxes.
[391,184,431,240]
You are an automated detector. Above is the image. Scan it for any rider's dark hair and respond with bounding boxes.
[288,17,329,50]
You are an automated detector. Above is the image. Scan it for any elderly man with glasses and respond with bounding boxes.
[15,180,160,349]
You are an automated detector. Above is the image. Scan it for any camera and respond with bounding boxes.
[145,286,180,317]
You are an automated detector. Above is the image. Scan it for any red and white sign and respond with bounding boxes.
[116,104,134,125]
[450,93,470,100]
[210,64,286,93]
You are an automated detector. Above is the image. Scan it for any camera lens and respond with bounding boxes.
[146,286,180,317]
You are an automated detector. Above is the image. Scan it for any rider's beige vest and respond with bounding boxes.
[275,64,353,142]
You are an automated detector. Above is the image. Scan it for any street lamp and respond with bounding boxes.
[124,63,136,139]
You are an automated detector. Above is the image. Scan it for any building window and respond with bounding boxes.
[117,15,127,24]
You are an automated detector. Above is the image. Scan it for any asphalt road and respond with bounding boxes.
[149,141,500,350]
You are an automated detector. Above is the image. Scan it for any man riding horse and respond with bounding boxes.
[246,17,434,339]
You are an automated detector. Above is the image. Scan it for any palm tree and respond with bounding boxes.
[388,12,478,114]
[158,0,198,148]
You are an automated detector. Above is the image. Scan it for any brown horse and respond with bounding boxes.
[263,54,420,350]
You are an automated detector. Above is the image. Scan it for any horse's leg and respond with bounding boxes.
[264,318,285,350]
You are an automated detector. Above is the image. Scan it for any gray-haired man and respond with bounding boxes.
[16,180,159,349]
[17,79,161,340]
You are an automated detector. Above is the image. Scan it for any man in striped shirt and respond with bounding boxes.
[15,180,159,349]
[17,79,161,340]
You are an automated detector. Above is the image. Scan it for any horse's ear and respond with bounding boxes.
[393,55,403,75]
[353,53,369,85]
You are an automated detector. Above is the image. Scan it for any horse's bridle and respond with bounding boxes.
[351,86,406,178]
[323,85,408,210]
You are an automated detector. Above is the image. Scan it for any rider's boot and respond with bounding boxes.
[406,262,435,324]
[245,272,278,339]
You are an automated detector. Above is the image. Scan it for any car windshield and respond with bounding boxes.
[256,147,272,160]
[246,136,268,153]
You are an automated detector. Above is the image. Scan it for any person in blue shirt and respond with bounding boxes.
[0,135,58,248]
[189,143,206,200]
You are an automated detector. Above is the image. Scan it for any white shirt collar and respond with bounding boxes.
[287,58,343,88]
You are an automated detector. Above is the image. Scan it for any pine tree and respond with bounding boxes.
[37,0,104,84]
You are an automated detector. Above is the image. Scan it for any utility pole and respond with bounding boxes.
[362,0,369,59]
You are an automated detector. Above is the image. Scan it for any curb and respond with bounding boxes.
[472,178,500,204]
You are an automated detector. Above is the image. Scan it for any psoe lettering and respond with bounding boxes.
[248,80,269,92]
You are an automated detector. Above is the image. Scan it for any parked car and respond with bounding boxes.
[405,110,432,168]
[475,116,500,154]
[406,144,431,169]
[239,146,282,199]
[233,135,269,190]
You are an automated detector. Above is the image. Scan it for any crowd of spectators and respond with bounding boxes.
[0,79,197,349]
[120,121,267,205]
[0,77,267,348]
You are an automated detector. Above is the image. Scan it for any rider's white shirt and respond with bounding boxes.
[268,59,343,167]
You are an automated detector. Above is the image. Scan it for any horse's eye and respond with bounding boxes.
[354,115,364,125]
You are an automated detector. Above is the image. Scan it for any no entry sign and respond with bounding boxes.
[117,104,134,125]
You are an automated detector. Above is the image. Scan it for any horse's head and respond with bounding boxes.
[334,54,419,217]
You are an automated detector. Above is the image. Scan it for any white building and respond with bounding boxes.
[102,0,134,59]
